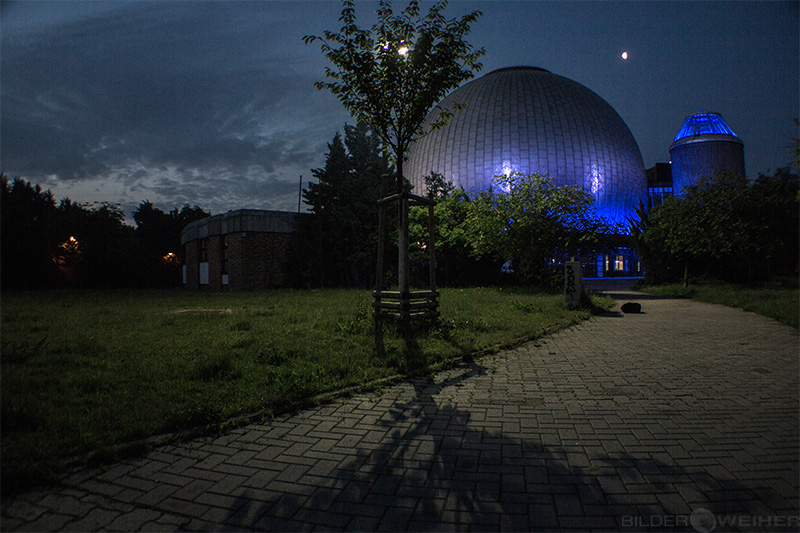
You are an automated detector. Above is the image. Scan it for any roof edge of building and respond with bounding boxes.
[180,209,304,245]
[486,65,550,75]
[669,133,744,150]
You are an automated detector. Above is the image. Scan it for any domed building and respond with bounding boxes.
[405,66,647,278]
[669,111,745,194]
[405,66,647,226]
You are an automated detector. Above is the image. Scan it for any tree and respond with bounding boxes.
[1,175,145,288]
[409,173,495,286]
[304,0,484,193]
[1,175,60,289]
[305,0,484,324]
[646,172,750,286]
[294,123,392,287]
[627,200,677,284]
[463,173,618,284]
[410,172,619,286]
[746,167,799,278]
[133,201,210,286]
[631,168,799,285]
[0,174,210,289]
[56,198,141,287]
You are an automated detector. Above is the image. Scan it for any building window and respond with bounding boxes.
[221,235,229,275]
[615,255,625,271]
[198,239,209,285]
[648,186,674,208]
[199,238,208,262]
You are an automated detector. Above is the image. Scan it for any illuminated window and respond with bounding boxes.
[615,255,624,271]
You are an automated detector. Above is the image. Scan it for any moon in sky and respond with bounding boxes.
[621,51,629,60]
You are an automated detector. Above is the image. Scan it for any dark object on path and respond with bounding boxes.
[621,302,642,313]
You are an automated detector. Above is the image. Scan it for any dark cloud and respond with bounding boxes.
[1,1,346,214]
[1,1,797,219]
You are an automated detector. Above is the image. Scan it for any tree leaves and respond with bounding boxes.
[305,0,484,185]
[631,168,800,283]
[410,172,618,285]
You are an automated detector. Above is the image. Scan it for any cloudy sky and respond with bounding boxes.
[2,1,797,220]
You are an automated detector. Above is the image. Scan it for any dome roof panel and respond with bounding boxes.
[406,66,646,224]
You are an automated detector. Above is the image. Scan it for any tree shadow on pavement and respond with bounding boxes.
[222,360,795,531]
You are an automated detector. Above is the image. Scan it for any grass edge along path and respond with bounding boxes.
[1,287,613,497]
[639,278,799,329]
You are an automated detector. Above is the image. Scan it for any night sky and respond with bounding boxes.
[2,1,797,219]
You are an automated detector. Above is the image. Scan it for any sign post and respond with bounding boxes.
[565,261,582,309]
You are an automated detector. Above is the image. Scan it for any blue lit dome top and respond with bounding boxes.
[672,112,739,143]
[669,111,745,192]
[405,66,646,225]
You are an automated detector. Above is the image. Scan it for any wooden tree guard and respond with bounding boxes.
[373,184,439,326]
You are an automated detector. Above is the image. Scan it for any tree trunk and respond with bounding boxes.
[683,259,689,288]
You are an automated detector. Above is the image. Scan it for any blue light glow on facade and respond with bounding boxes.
[672,112,738,142]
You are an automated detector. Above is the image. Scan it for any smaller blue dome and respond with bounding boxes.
[672,112,738,143]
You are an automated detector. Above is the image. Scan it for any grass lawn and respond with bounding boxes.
[1,287,612,494]
[640,278,799,329]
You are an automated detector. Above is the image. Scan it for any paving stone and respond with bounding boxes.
[293,507,350,528]
[377,506,413,532]
[158,497,210,518]
[113,488,146,504]
[134,483,180,507]
[2,500,48,521]
[213,463,260,477]
[194,491,243,511]
[344,515,382,531]
[554,493,583,516]
[172,478,216,503]
[105,508,162,531]
[78,494,134,513]
[59,508,119,532]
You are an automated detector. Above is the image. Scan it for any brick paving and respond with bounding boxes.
[2,291,798,531]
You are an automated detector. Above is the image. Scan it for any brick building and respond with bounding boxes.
[181,209,302,290]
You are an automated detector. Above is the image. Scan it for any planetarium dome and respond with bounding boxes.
[405,66,647,224]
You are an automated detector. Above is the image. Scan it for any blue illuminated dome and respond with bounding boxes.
[405,66,647,225]
[669,112,745,194]
[672,112,738,142]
